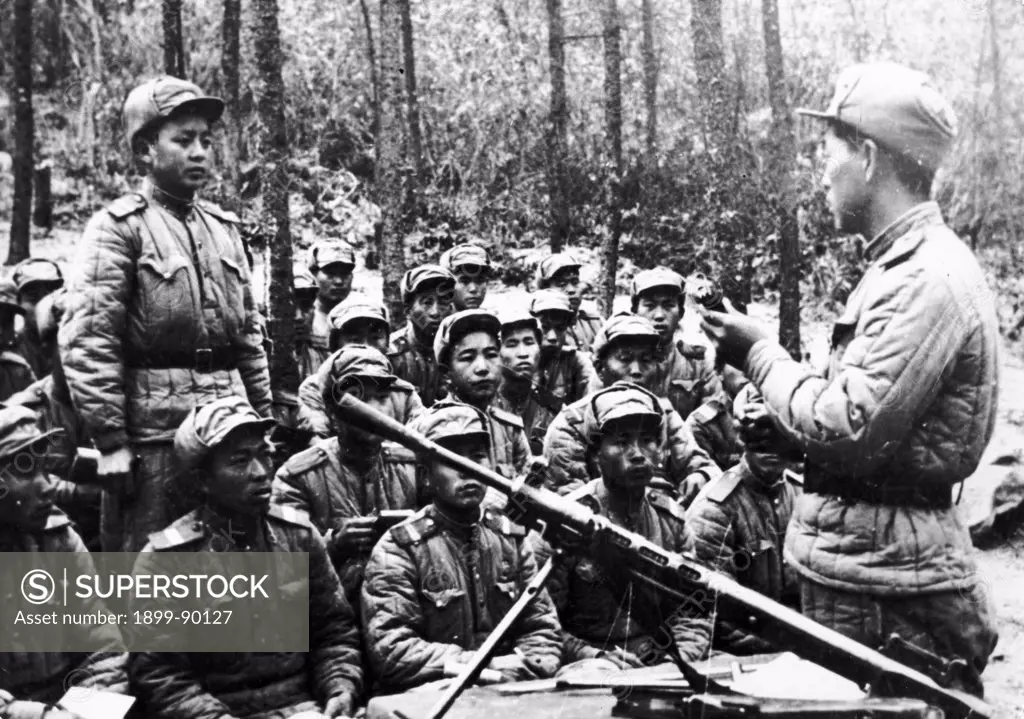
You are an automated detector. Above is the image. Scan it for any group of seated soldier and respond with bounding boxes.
[0,242,807,719]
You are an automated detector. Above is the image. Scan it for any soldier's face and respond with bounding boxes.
[821,126,870,236]
[140,114,214,198]
[548,269,582,312]
[453,265,488,310]
[447,331,501,404]
[636,290,682,344]
[536,311,571,356]
[500,327,541,380]
[332,379,395,446]
[597,419,663,494]
[316,264,354,305]
[0,462,54,533]
[408,286,455,339]
[205,427,274,516]
[430,436,491,511]
[334,319,389,354]
[600,340,657,388]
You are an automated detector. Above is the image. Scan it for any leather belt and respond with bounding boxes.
[126,347,237,374]
[804,464,952,510]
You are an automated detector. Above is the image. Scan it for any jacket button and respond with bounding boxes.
[193,523,202,530]
[748,616,758,626]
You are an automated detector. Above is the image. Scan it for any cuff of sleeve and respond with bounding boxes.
[744,339,792,390]
[93,429,129,453]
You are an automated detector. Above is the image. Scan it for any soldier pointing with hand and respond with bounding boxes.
[58,76,272,553]
[699,62,998,697]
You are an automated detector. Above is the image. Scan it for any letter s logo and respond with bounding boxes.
[22,569,56,605]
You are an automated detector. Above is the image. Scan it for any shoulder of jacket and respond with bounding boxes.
[267,504,315,529]
[676,341,707,360]
[196,200,241,224]
[566,480,602,514]
[580,308,603,322]
[389,334,410,355]
[703,467,744,503]
[148,510,207,550]
[278,442,331,477]
[482,507,527,538]
[647,490,687,522]
[489,405,524,429]
[43,508,72,532]
[381,441,418,464]
[0,350,31,369]
[688,401,722,424]
[782,468,804,487]
[390,508,439,548]
[106,193,147,220]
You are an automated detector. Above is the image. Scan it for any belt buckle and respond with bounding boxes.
[195,347,213,373]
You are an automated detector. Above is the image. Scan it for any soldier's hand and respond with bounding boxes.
[3,701,70,719]
[678,473,708,508]
[697,301,773,370]
[596,647,647,670]
[487,654,532,682]
[97,446,136,496]
[323,691,354,718]
[329,517,377,557]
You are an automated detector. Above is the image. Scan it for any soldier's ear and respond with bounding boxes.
[861,138,880,184]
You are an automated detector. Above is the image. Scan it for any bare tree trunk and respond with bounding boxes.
[545,0,570,253]
[399,0,425,184]
[358,0,381,136]
[33,161,53,230]
[254,0,298,396]
[378,0,409,325]
[221,0,242,209]
[598,0,623,319]
[640,0,658,164]
[8,0,34,265]
[163,0,187,78]
[762,0,800,359]
[691,0,729,156]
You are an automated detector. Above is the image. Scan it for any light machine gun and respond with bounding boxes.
[335,393,992,719]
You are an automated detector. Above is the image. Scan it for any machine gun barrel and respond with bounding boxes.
[334,394,991,719]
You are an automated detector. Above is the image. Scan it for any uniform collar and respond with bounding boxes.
[199,504,266,549]
[429,503,482,540]
[142,178,196,217]
[863,201,943,265]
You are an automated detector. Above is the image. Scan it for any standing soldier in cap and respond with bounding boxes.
[298,239,357,381]
[535,253,603,354]
[685,389,803,655]
[700,62,998,696]
[493,309,550,455]
[58,76,272,552]
[296,298,423,437]
[528,385,711,668]
[440,242,492,311]
[0,277,36,402]
[0,406,128,719]
[389,264,457,407]
[529,289,597,411]
[631,267,740,469]
[12,258,64,379]
[131,396,362,719]
[545,312,719,503]
[434,309,534,508]
[274,344,423,604]
[361,402,562,693]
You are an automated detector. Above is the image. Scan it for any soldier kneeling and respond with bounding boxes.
[361,402,562,694]
[129,396,362,719]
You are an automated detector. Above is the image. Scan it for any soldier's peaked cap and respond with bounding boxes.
[174,396,274,473]
[123,76,225,147]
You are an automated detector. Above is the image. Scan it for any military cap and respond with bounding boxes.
[797,62,957,174]
[401,264,457,305]
[0,277,24,314]
[409,401,491,445]
[308,239,356,273]
[293,269,317,291]
[498,307,541,339]
[434,309,502,367]
[590,312,661,360]
[34,288,66,344]
[631,267,685,302]
[174,396,275,473]
[529,289,574,319]
[12,258,63,293]
[326,345,397,395]
[440,243,491,272]
[590,384,664,432]
[536,253,583,286]
[122,76,225,148]
[0,405,64,464]
[328,298,391,333]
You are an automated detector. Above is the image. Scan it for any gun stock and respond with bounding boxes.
[333,394,992,719]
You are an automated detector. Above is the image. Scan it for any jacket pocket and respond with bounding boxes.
[422,587,468,645]
[138,255,193,328]
[218,255,248,335]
